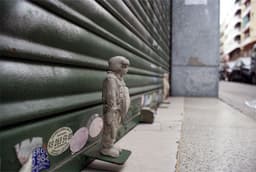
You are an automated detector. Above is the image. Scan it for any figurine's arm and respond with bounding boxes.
[121,86,130,124]
[105,78,118,125]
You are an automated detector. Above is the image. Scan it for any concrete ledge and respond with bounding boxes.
[83,97,184,172]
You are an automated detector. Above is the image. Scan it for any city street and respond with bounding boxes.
[219,81,256,121]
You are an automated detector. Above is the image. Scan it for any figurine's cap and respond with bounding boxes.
[108,56,130,71]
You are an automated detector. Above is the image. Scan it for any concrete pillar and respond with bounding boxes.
[171,0,219,97]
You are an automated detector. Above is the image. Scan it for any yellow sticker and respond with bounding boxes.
[47,127,73,156]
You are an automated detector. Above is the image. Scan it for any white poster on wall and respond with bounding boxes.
[185,0,207,5]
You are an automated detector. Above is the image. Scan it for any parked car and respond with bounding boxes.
[251,55,256,84]
[228,59,243,81]
[219,63,225,80]
[240,57,252,83]
[227,57,252,83]
[224,61,236,81]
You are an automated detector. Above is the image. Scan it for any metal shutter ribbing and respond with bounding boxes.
[0,0,170,171]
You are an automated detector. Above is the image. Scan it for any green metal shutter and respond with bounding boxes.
[0,0,170,171]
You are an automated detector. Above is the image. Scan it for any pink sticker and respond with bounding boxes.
[70,127,88,154]
[89,117,103,138]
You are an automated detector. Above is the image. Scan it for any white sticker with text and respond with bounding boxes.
[47,127,73,156]
[185,0,207,5]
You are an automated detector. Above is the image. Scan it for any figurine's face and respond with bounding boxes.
[120,63,129,76]
[109,56,129,76]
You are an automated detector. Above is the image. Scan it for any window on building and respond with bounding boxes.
[244,29,250,39]
[243,13,250,27]
[235,9,241,17]
[235,0,241,4]
[244,0,251,8]
[235,22,241,30]
[234,35,241,43]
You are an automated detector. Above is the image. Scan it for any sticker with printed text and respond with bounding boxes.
[47,127,73,156]
[32,147,50,172]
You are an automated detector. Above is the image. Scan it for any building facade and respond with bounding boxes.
[172,0,219,97]
[221,0,256,61]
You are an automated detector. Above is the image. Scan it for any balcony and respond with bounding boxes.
[242,37,252,47]
[233,16,242,28]
[242,22,250,33]
[242,0,250,4]
[226,41,241,54]
[233,2,242,13]
[232,29,241,38]
[242,5,251,17]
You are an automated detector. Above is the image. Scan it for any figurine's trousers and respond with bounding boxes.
[102,117,120,148]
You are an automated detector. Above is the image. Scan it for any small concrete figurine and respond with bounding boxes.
[101,56,130,158]
[163,73,170,103]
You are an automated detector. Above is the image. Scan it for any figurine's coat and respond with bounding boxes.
[101,56,130,157]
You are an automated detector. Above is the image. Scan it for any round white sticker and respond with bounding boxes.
[141,95,145,106]
[145,94,153,106]
[89,116,103,138]
[47,127,73,156]
[70,127,88,154]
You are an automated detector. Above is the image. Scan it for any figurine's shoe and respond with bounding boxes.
[100,148,120,158]
[113,146,122,153]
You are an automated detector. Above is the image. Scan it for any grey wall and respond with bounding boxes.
[171,0,219,97]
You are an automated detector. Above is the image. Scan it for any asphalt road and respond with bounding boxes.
[219,81,256,121]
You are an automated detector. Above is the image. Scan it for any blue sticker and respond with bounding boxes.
[32,147,50,172]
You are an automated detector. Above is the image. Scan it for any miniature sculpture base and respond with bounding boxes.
[162,99,171,104]
[140,107,155,123]
[86,149,132,165]
[100,147,121,158]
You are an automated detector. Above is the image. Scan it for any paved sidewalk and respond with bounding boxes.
[84,97,256,172]
[83,97,184,172]
[177,98,256,172]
